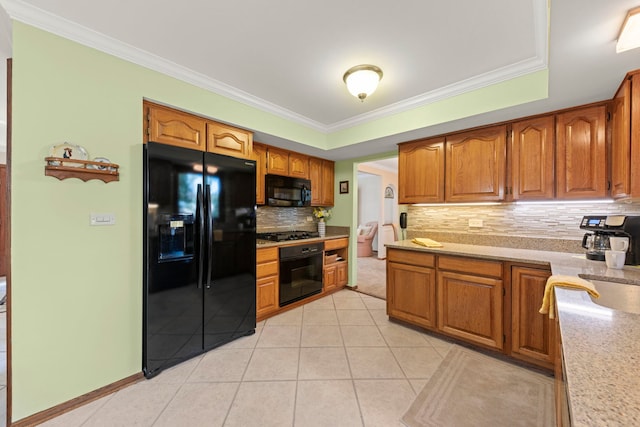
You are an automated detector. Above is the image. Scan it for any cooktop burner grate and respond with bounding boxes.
[257,231,320,241]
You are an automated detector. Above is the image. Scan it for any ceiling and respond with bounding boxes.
[1,0,640,161]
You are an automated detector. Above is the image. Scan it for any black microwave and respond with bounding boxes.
[266,174,312,207]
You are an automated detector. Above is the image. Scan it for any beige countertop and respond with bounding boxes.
[256,233,350,249]
[387,240,640,426]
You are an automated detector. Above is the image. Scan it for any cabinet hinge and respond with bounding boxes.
[146,128,151,136]
[608,180,612,191]
[607,111,612,121]
[503,334,506,343]
[503,288,506,296]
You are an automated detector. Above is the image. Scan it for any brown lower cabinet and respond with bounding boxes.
[256,247,279,319]
[386,248,554,369]
[386,250,436,329]
[257,237,349,321]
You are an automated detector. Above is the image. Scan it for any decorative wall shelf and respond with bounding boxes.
[44,157,120,183]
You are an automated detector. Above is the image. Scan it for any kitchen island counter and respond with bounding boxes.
[386,240,640,426]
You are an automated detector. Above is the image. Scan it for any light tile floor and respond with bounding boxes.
[40,289,455,427]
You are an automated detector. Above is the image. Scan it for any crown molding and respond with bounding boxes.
[0,0,548,137]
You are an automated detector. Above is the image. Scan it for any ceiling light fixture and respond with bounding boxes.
[617,6,640,53]
[343,64,383,101]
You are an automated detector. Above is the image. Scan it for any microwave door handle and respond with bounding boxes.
[301,185,308,204]
[196,184,204,289]
[205,184,214,289]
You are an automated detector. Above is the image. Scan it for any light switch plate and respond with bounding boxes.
[468,218,483,228]
[90,213,116,226]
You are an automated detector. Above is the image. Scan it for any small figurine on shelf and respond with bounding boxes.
[63,147,72,158]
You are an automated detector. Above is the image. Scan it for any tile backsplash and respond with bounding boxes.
[406,201,640,252]
[257,207,316,232]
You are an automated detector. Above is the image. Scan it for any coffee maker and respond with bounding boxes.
[580,215,640,265]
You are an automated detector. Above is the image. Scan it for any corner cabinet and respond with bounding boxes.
[555,105,607,199]
[445,125,506,202]
[386,249,437,329]
[510,116,555,200]
[398,137,445,203]
[511,265,554,369]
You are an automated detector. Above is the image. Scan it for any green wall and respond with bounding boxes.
[9,22,548,421]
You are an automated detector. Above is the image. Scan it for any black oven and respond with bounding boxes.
[266,174,312,207]
[279,242,323,306]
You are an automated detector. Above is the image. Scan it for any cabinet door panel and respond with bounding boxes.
[556,106,606,199]
[398,138,445,203]
[387,262,436,329]
[252,143,267,205]
[611,79,631,199]
[289,152,309,179]
[267,147,289,175]
[147,103,206,150]
[309,157,323,205]
[324,265,337,291]
[446,126,506,202]
[257,275,279,318]
[511,266,554,367]
[437,270,503,349]
[206,122,253,159]
[321,160,335,206]
[511,116,555,200]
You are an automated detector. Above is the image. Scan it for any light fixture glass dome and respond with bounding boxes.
[343,65,383,101]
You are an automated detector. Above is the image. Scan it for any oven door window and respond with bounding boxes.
[279,254,322,306]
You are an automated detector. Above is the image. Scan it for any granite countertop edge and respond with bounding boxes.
[386,239,640,427]
[256,233,350,248]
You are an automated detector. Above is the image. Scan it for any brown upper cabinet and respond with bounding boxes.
[510,116,555,200]
[309,157,335,206]
[266,147,290,175]
[398,137,445,203]
[146,102,206,150]
[206,121,253,159]
[555,105,607,199]
[145,101,252,159]
[252,142,268,205]
[289,152,310,179]
[446,125,507,202]
[611,70,640,200]
[267,147,310,179]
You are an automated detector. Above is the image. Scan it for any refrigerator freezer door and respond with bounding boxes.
[144,142,204,377]
[203,153,257,350]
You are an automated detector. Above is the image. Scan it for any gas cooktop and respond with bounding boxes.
[257,231,320,242]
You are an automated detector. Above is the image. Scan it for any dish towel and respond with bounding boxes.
[411,237,443,248]
[539,275,600,319]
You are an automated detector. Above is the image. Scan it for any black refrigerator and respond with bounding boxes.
[143,142,256,378]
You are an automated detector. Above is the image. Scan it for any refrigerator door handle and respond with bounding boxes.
[205,184,214,289]
[196,184,205,289]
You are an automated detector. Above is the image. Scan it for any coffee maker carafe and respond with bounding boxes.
[581,231,610,261]
[579,215,640,265]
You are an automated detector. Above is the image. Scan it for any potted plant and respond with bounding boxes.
[313,207,332,237]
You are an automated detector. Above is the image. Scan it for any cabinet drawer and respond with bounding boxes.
[387,249,435,267]
[257,247,278,263]
[324,238,348,251]
[437,255,502,278]
[257,260,278,278]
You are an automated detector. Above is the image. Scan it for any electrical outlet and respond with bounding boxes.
[468,219,483,228]
[306,216,313,222]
